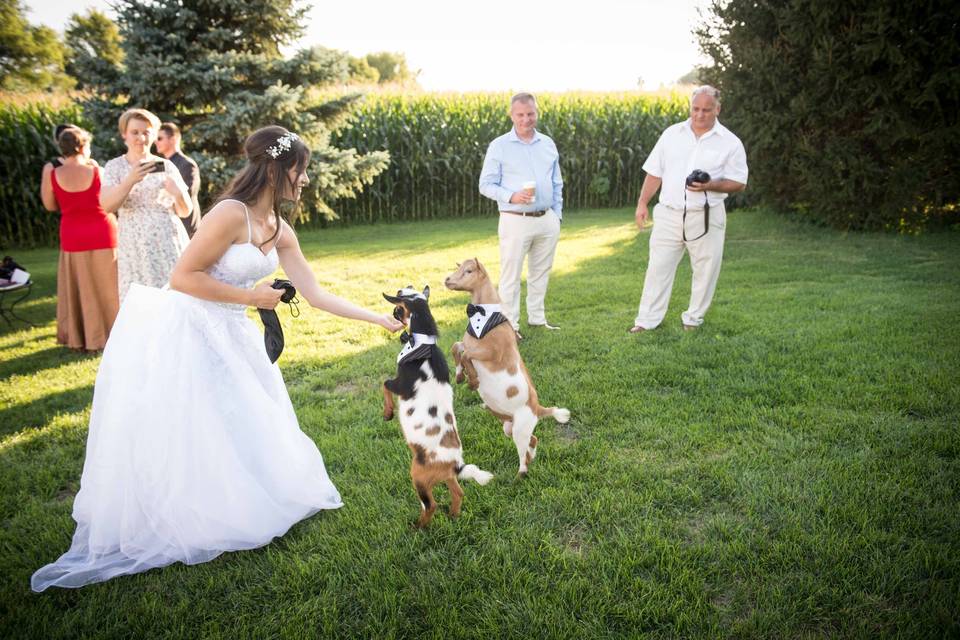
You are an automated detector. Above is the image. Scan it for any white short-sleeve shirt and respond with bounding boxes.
[642,119,748,209]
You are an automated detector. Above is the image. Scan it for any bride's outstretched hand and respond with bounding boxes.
[379,315,404,332]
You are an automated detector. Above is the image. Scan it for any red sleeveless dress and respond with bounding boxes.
[51,167,117,251]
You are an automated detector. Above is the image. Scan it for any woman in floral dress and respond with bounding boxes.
[101,108,194,301]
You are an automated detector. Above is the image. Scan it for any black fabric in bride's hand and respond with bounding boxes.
[258,279,300,363]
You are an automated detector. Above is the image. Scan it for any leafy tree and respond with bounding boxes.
[347,55,379,84]
[0,0,72,91]
[696,0,960,230]
[64,9,124,90]
[80,0,388,221]
[676,68,701,85]
[365,51,417,85]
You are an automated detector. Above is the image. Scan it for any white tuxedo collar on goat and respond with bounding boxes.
[466,303,509,339]
[397,332,437,363]
[397,287,426,300]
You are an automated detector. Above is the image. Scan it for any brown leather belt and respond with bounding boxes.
[500,210,547,217]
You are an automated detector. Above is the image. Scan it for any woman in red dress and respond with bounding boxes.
[39,126,120,351]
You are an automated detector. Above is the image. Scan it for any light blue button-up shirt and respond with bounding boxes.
[479,128,564,220]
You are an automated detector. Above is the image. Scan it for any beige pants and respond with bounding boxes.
[498,210,561,329]
[634,202,726,329]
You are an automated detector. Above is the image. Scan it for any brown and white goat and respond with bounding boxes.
[443,259,570,477]
[383,286,493,527]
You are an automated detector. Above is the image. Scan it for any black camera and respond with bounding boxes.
[685,169,711,187]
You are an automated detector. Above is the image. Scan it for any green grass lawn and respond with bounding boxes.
[1,208,958,639]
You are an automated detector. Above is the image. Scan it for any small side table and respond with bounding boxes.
[0,280,35,328]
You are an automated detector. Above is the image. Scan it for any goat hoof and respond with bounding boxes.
[383,412,393,421]
[518,470,528,480]
[456,372,465,384]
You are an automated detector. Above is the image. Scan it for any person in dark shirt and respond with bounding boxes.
[50,122,79,168]
[155,122,202,238]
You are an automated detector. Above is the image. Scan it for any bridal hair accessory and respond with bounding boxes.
[265,132,299,159]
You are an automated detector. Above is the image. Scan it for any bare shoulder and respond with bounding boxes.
[196,200,248,238]
[277,219,299,249]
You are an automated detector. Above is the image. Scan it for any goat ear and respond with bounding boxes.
[383,292,402,304]
[476,259,487,276]
[422,285,430,299]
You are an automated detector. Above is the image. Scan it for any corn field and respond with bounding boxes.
[328,92,688,224]
[0,93,688,247]
[0,102,89,248]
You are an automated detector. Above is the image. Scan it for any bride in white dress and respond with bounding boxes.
[32,126,403,591]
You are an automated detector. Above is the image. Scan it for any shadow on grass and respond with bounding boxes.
[0,385,95,438]
[0,298,57,339]
[0,345,98,381]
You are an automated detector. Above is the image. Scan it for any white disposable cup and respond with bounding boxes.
[522,180,536,199]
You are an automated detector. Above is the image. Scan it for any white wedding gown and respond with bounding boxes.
[32,203,343,591]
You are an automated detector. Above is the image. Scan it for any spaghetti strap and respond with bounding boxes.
[220,198,253,243]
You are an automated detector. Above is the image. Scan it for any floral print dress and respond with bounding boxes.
[103,157,190,301]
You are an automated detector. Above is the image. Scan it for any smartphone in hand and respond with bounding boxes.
[141,159,165,173]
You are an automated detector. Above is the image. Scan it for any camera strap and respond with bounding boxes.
[682,190,710,242]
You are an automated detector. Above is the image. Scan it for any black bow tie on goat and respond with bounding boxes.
[466,303,486,316]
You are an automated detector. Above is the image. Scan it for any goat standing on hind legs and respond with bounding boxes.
[382,286,493,528]
[444,259,570,478]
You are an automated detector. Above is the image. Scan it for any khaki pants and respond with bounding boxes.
[634,202,726,329]
[498,210,561,329]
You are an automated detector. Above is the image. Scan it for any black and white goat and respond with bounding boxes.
[382,286,492,527]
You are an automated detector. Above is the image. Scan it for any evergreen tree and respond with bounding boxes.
[696,0,960,230]
[80,0,388,221]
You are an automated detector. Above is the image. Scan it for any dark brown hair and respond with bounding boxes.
[216,126,310,248]
[57,126,92,157]
[159,122,181,139]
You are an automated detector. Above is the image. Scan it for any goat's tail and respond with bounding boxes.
[457,463,493,485]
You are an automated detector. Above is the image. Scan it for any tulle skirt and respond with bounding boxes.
[32,284,343,591]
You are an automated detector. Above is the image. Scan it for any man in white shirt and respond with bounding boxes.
[629,85,748,333]
[479,93,564,339]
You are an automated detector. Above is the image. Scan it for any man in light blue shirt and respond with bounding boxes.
[479,92,564,338]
